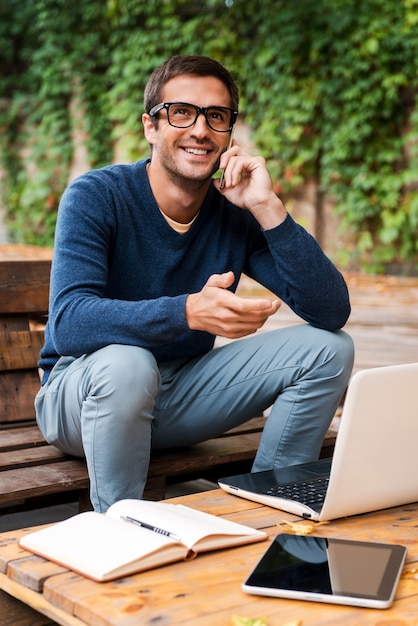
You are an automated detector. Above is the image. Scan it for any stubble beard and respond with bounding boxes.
[158,142,221,190]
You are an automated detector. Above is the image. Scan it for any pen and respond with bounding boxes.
[121,515,182,542]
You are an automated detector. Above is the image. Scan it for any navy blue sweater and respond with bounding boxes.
[39,159,350,382]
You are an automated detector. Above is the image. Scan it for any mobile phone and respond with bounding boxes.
[219,129,234,190]
[242,534,407,609]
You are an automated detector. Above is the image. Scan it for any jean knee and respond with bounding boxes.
[294,326,354,383]
[311,330,354,394]
[328,330,355,372]
[88,344,161,401]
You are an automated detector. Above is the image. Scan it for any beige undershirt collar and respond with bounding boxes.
[159,208,199,233]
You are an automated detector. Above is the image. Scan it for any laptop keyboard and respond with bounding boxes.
[265,476,329,505]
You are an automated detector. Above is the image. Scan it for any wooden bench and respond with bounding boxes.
[0,259,337,514]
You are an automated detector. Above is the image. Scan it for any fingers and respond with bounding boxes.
[213,297,281,338]
[204,272,280,315]
[230,296,281,316]
[214,145,271,203]
[214,148,287,228]
[205,271,235,289]
[216,145,248,190]
[186,271,281,338]
[218,142,241,171]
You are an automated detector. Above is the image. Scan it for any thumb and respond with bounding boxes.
[205,271,235,289]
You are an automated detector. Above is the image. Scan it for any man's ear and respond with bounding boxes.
[142,113,156,144]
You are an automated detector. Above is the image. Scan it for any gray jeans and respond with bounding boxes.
[35,325,354,512]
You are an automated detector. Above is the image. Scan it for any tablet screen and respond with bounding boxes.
[243,535,407,609]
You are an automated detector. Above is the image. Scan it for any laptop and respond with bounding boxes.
[219,362,418,521]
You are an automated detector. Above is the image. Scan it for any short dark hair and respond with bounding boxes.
[144,55,239,114]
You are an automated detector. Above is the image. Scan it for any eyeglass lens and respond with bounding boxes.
[167,103,233,131]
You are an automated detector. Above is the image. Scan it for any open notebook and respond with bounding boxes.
[219,362,418,521]
[19,499,266,581]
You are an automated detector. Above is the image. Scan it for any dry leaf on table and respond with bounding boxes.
[231,617,302,626]
[279,519,328,535]
[231,617,267,626]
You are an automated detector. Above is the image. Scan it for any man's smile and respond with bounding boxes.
[184,147,210,155]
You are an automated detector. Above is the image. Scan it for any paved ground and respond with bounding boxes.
[234,271,418,374]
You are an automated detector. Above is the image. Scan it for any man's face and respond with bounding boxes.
[144,74,233,183]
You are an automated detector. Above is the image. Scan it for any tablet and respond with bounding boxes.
[242,534,407,609]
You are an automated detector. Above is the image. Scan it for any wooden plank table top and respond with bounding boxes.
[1,489,418,626]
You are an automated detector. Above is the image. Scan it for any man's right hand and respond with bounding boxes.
[185,271,281,339]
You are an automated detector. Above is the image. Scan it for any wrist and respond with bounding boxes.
[185,293,199,330]
[251,195,287,230]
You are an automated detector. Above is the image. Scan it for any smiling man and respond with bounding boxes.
[35,56,354,512]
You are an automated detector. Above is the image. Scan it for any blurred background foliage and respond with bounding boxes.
[0,0,417,273]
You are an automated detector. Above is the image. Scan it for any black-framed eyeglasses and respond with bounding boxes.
[149,102,238,132]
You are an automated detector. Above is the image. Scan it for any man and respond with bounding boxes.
[35,55,354,512]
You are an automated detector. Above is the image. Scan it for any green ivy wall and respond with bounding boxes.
[1,0,417,273]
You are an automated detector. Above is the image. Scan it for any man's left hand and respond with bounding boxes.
[214,142,287,229]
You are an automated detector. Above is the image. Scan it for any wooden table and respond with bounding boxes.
[1,490,418,626]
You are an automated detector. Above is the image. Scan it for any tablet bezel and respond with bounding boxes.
[242,534,407,609]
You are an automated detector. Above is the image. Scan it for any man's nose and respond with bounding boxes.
[191,112,211,134]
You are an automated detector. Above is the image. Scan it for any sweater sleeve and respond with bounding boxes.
[247,214,351,330]
[46,172,191,360]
